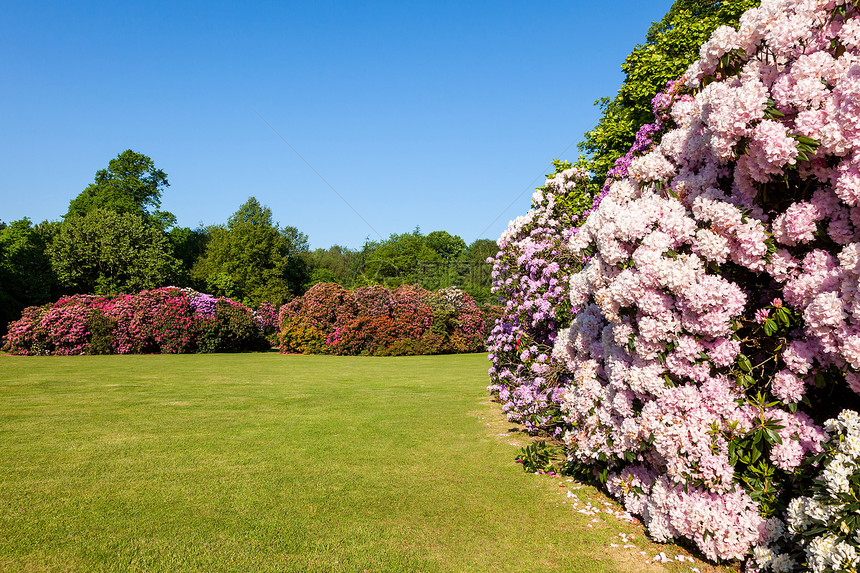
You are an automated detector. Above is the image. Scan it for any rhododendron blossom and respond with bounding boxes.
[486,167,592,434]
[493,0,860,564]
[3,288,269,355]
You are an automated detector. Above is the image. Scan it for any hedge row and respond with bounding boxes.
[278,283,487,356]
[2,287,272,355]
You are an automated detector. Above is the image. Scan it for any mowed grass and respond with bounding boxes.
[0,353,638,572]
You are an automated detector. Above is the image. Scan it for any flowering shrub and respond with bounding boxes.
[255,301,280,344]
[206,298,270,353]
[10,300,102,356]
[486,166,593,435]
[492,0,860,566]
[3,287,268,355]
[747,410,860,572]
[278,283,486,356]
[278,282,356,333]
[279,316,327,354]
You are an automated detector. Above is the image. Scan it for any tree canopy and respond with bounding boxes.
[190,197,309,306]
[66,149,172,225]
[425,230,467,261]
[359,229,442,286]
[351,229,494,299]
[0,218,58,329]
[49,209,181,295]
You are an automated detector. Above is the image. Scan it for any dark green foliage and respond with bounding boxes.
[168,226,210,283]
[190,197,309,307]
[0,218,59,334]
[66,149,172,225]
[86,309,117,355]
[191,317,222,354]
[204,299,270,353]
[48,209,181,295]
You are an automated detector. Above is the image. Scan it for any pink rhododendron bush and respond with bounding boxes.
[3,287,270,355]
[278,283,486,356]
[491,0,860,569]
[486,166,595,435]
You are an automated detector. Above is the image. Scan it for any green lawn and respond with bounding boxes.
[0,353,689,572]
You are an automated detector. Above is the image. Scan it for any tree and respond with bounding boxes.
[460,239,497,301]
[425,230,466,261]
[354,230,497,297]
[465,239,497,264]
[358,229,441,286]
[168,226,210,284]
[190,197,309,306]
[576,0,760,188]
[49,209,181,294]
[66,149,173,225]
[0,218,59,332]
[301,245,362,289]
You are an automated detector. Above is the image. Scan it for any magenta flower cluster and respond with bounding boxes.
[486,167,594,435]
[3,287,269,355]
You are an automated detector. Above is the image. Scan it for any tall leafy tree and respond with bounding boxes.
[191,197,309,306]
[354,229,495,299]
[0,218,59,332]
[425,230,466,261]
[49,209,181,295]
[466,238,498,263]
[460,238,498,301]
[301,245,362,289]
[168,226,210,284]
[358,228,441,286]
[66,149,173,225]
[576,0,760,187]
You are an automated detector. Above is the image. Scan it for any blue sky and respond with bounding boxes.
[2,0,675,250]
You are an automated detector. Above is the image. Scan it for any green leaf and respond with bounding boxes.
[763,319,777,336]
[752,431,763,447]
[764,427,783,445]
[795,135,819,146]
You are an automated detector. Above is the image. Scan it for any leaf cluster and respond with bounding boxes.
[190,197,309,307]
[577,0,760,188]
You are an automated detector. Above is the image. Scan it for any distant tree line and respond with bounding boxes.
[1,149,496,334]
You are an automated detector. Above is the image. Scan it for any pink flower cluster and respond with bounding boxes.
[3,288,268,355]
[486,167,592,435]
[542,0,860,563]
[254,300,280,343]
